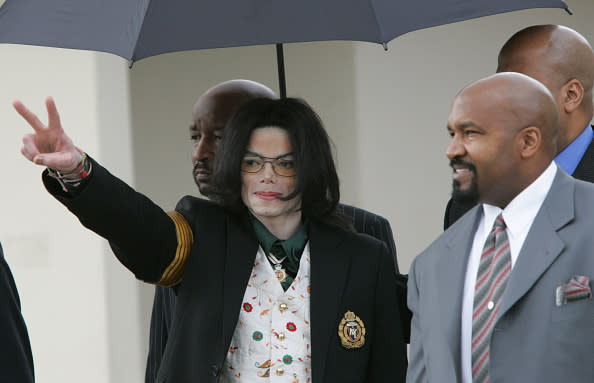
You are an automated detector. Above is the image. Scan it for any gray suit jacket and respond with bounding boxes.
[408,168,594,383]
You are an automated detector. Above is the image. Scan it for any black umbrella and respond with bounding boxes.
[0,0,570,97]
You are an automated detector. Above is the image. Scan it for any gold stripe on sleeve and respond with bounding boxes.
[158,211,194,287]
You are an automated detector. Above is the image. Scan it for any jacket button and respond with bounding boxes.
[276,367,284,376]
[211,365,219,377]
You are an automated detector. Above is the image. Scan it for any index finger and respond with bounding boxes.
[12,100,47,132]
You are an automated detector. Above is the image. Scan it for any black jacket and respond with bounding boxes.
[0,243,35,383]
[146,202,410,383]
[46,159,408,383]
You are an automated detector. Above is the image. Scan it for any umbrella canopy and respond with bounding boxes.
[0,0,570,62]
[0,0,570,96]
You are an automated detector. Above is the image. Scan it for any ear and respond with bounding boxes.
[561,79,584,114]
[518,126,541,159]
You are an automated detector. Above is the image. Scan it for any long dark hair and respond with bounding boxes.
[212,97,352,231]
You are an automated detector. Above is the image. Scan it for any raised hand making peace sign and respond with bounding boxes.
[14,97,82,173]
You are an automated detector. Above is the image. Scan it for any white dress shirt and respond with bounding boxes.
[460,161,557,383]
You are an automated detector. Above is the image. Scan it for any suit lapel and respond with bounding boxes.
[309,222,350,382]
[438,207,482,382]
[221,213,259,360]
[498,170,573,320]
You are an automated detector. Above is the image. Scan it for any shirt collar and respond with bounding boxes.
[249,214,310,257]
[482,161,557,239]
[555,125,593,175]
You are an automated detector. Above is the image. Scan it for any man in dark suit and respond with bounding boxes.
[15,97,408,382]
[146,80,406,382]
[444,25,594,228]
[146,79,278,382]
[0,242,35,383]
[409,72,594,383]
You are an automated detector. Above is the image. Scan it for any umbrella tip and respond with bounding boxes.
[564,5,573,15]
[128,60,134,69]
[382,42,388,51]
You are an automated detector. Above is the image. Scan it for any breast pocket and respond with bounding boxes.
[551,297,594,326]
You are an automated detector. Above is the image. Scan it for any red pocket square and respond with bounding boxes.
[555,276,591,307]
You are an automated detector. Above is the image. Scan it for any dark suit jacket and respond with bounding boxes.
[337,204,399,272]
[444,125,594,229]
[146,202,408,383]
[0,243,35,383]
[46,160,407,383]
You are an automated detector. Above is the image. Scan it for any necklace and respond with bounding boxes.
[268,252,287,283]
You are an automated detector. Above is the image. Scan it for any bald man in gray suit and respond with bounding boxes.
[408,73,594,383]
[444,25,594,229]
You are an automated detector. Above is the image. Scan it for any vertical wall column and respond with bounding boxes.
[0,45,113,382]
[95,52,147,383]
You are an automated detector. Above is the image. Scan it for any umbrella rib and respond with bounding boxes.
[129,0,153,64]
[366,0,386,46]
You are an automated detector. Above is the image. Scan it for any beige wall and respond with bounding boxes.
[0,46,112,381]
[0,0,592,381]
[0,47,144,382]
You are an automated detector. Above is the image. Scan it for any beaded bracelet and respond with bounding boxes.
[59,150,89,178]
[47,148,92,192]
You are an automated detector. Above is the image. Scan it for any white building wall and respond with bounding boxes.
[0,1,592,381]
[95,52,146,383]
[0,45,112,382]
[0,46,144,382]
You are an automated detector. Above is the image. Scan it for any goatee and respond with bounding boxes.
[450,158,479,204]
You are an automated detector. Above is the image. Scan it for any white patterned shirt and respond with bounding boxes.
[220,244,312,382]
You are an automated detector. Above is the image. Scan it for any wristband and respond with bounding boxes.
[47,149,92,192]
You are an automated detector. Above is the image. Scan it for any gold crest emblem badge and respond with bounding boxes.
[338,310,366,349]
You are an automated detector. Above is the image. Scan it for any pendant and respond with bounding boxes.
[274,264,287,282]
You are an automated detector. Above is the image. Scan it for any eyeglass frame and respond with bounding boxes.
[240,152,297,177]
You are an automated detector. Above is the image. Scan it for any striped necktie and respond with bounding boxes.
[471,214,512,383]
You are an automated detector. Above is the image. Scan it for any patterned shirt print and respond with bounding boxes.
[220,245,312,382]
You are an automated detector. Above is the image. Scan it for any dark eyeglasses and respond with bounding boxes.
[241,154,297,177]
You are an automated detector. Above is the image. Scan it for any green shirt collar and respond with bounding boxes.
[249,214,310,258]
